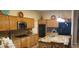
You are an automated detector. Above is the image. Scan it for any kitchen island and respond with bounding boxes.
[12,34,39,48]
[39,34,71,48]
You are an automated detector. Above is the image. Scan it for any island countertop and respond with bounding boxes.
[39,35,71,45]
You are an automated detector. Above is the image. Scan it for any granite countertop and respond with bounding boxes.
[0,37,15,48]
[39,35,71,45]
[13,33,37,38]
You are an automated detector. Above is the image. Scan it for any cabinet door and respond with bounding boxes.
[27,18,34,28]
[14,40,21,48]
[34,34,39,44]
[13,39,21,48]
[30,35,35,47]
[38,19,46,24]
[21,37,30,48]
[9,16,18,30]
[33,34,39,45]
[47,20,58,27]
[23,18,34,29]
[30,34,39,47]
[17,17,23,22]
[0,15,9,31]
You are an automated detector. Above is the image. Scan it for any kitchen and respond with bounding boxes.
[0,10,72,48]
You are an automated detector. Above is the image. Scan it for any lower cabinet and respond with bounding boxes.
[25,34,38,48]
[39,42,51,48]
[13,34,39,48]
[33,34,39,45]
[21,37,30,48]
[13,39,21,48]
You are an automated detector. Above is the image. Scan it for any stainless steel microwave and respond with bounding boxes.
[17,22,27,30]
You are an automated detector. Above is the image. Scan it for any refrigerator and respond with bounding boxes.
[38,24,46,37]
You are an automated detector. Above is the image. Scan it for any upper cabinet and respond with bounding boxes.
[38,19,58,27]
[23,18,34,29]
[47,20,58,27]
[0,15,34,31]
[0,15,9,31]
[9,16,18,30]
[17,17,34,29]
[38,19,46,24]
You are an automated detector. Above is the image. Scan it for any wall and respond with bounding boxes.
[8,10,41,34]
[39,10,72,19]
[73,11,79,45]
[71,11,74,47]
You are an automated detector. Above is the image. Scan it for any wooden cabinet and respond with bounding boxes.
[9,16,18,30]
[0,15,34,31]
[21,34,38,48]
[33,34,39,45]
[47,20,58,27]
[39,41,51,48]
[13,34,39,48]
[13,37,30,48]
[21,37,30,48]
[29,34,38,47]
[30,35,35,47]
[17,17,34,29]
[23,18,34,29]
[0,15,9,31]
[27,18,34,29]
[17,17,23,22]
[13,38,21,48]
[38,19,46,24]
[38,19,58,27]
